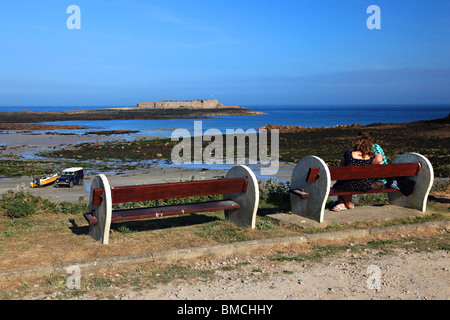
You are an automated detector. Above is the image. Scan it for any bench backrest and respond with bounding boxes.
[306,162,421,183]
[92,177,248,206]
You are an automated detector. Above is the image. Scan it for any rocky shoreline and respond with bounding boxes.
[258,122,363,133]
[0,107,265,124]
[0,124,88,130]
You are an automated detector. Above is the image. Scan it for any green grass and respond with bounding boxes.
[0,190,87,216]
[195,220,254,243]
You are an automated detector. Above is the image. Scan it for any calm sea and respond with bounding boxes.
[0,105,449,137]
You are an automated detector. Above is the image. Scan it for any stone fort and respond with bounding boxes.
[137,99,239,109]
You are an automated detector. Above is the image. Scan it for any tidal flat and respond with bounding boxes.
[34,114,450,178]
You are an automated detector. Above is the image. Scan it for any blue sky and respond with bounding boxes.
[0,0,449,107]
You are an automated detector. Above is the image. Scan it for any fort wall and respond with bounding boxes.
[137,99,240,109]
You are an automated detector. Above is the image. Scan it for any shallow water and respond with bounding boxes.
[1,105,449,138]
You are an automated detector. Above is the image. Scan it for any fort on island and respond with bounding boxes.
[137,99,241,109]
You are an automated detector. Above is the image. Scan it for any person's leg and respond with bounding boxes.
[332,195,347,211]
[342,194,354,209]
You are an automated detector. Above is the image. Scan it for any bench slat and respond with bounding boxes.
[289,189,310,199]
[92,177,248,206]
[329,186,399,196]
[83,212,98,225]
[329,162,420,181]
[306,167,320,183]
[109,200,241,223]
[306,163,421,182]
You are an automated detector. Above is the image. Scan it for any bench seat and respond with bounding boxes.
[328,186,399,197]
[291,185,400,198]
[84,199,241,224]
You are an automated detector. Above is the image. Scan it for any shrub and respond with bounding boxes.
[5,199,36,218]
[117,225,131,234]
[256,219,276,230]
[259,180,291,210]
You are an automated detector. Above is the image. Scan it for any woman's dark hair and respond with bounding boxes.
[353,134,374,158]
[358,131,375,144]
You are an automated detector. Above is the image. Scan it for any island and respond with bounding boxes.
[0,99,264,124]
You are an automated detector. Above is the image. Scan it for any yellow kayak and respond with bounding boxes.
[30,173,59,188]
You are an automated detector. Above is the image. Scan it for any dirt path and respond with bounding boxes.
[14,234,448,301]
[111,247,449,300]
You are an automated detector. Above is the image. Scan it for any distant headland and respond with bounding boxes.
[0,99,264,124]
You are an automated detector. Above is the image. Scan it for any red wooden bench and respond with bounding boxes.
[289,153,434,223]
[84,165,259,244]
[322,162,421,196]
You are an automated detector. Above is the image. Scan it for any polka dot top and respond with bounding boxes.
[332,150,373,192]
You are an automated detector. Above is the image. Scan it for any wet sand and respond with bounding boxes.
[0,131,143,158]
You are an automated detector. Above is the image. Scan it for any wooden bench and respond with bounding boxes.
[84,165,259,244]
[289,153,434,223]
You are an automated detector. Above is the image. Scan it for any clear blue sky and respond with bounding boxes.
[0,0,449,107]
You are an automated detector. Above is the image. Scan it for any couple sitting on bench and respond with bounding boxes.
[331,131,387,212]
[290,133,431,223]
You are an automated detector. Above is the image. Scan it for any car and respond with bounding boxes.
[55,167,84,188]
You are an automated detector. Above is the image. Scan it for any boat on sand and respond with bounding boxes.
[30,173,58,188]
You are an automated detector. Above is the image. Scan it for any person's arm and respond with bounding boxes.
[372,144,386,165]
[339,150,350,166]
[373,154,383,165]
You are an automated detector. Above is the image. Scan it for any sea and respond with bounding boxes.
[0,105,449,138]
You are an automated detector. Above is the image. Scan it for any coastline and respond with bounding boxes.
[0,106,266,124]
[0,124,88,130]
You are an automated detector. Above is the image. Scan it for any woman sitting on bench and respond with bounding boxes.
[331,133,374,211]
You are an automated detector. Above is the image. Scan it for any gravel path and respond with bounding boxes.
[124,249,449,300]
[36,245,445,301]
